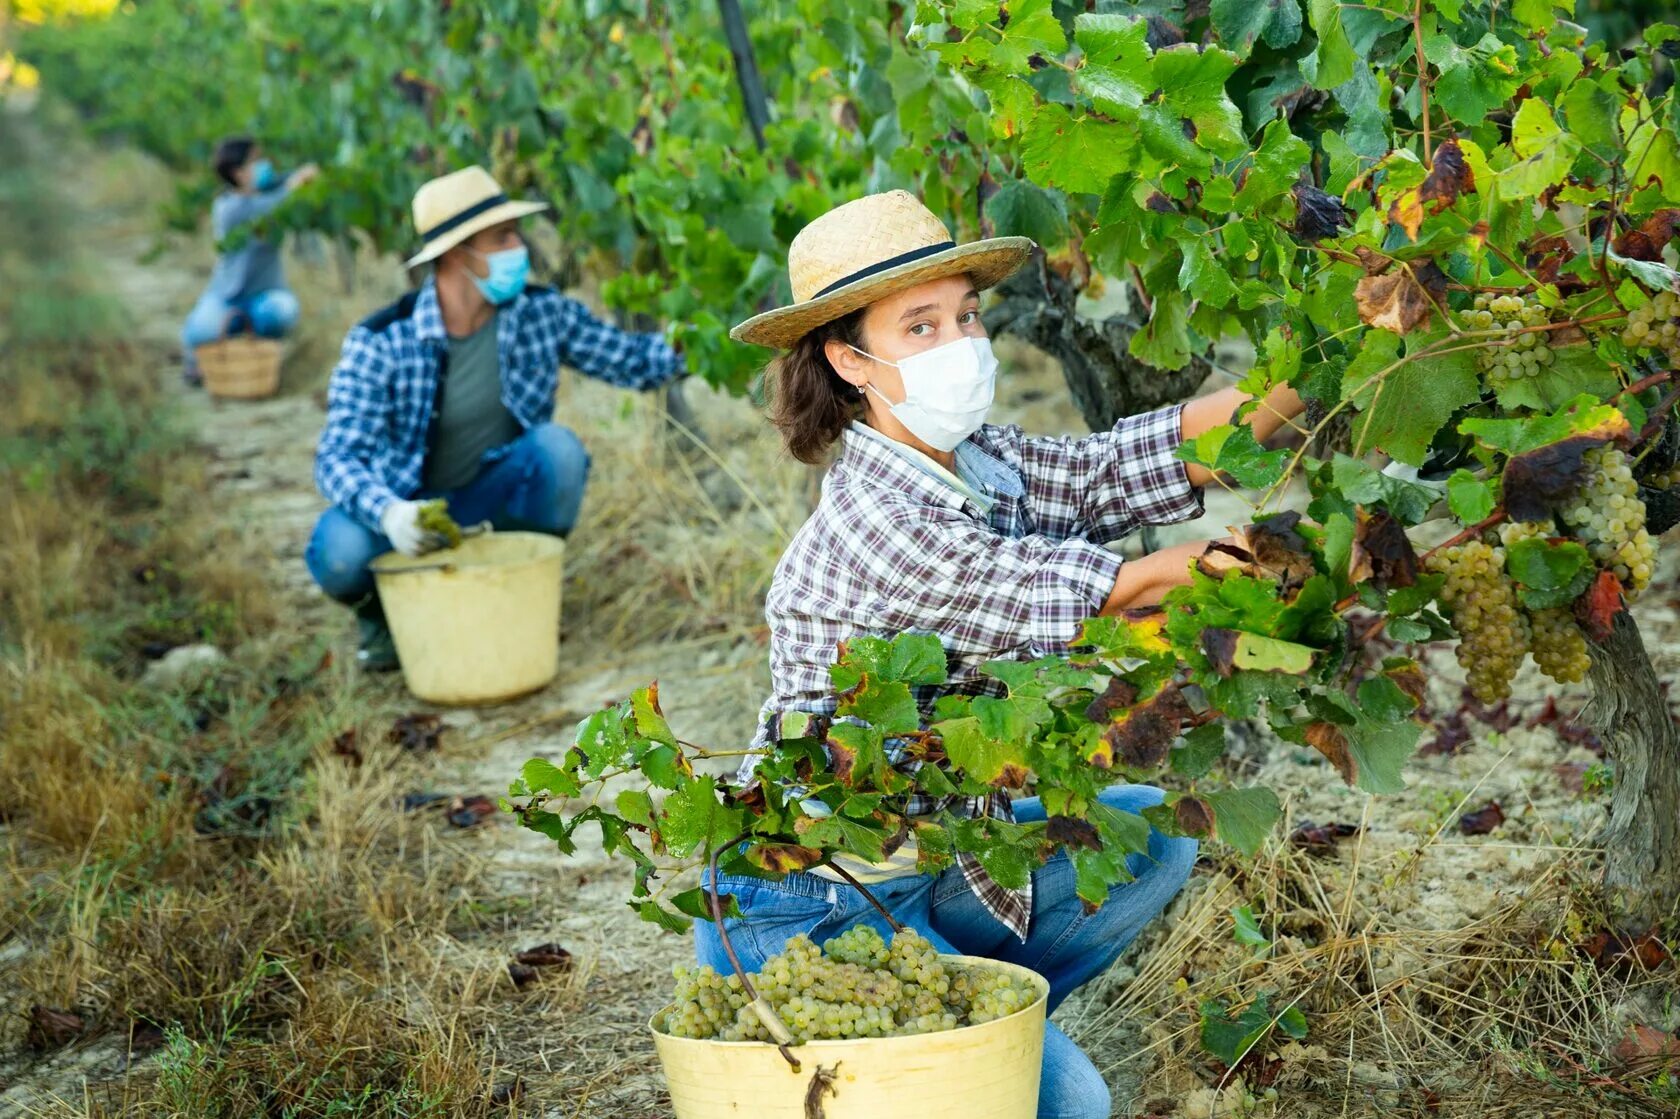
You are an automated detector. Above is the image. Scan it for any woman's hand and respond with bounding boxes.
[1101,539,1210,613]
[287,162,321,190]
[1178,382,1306,487]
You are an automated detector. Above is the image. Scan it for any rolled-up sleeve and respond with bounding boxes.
[1010,404,1204,543]
[858,500,1123,659]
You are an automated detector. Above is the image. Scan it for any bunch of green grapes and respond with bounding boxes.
[1498,522,1592,685]
[417,499,463,549]
[659,927,1037,1043]
[1558,446,1656,596]
[1425,538,1531,703]
[1620,290,1680,363]
[1466,292,1553,388]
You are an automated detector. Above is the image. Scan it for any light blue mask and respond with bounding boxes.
[251,159,280,191]
[470,245,530,305]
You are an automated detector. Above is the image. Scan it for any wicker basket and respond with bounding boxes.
[196,337,284,400]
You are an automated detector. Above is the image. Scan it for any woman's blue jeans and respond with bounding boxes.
[304,422,590,604]
[182,288,300,349]
[697,784,1198,1119]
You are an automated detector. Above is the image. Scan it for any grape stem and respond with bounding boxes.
[1620,368,1678,401]
[825,861,907,934]
[1421,509,1508,562]
[707,832,801,1064]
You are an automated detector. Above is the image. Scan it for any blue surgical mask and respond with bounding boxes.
[469,245,530,305]
[251,159,280,191]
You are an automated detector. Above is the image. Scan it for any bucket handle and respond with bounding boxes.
[706,833,908,1071]
[376,521,496,577]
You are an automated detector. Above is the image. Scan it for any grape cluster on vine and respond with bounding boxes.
[659,927,1038,1043]
[1620,290,1680,365]
[1559,446,1656,596]
[1498,522,1592,685]
[1466,292,1554,387]
[1425,538,1531,703]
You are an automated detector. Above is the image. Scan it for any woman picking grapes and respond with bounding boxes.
[707,191,1304,1118]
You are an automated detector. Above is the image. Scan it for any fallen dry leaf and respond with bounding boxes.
[1289,820,1361,855]
[514,943,574,970]
[1613,1023,1680,1069]
[389,713,444,753]
[446,795,497,828]
[1581,929,1671,973]
[1458,801,1506,835]
[507,962,539,990]
[330,729,362,767]
[27,1006,85,1051]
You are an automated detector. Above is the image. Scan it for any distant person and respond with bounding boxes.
[306,166,688,670]
[180,136,319,384]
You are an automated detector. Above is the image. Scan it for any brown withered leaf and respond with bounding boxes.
[1458,800,1505,835]
[1351,509,1419,591]
[1289,820,1361,855]
[1389,138,1475,241]
[27,1006,85,1051]
[389,713,444,753]
[1385,661,1428,707]
[1102,686,1192,769]
[746,843,825,874]
[1046,815,1103,851]
[1084,676,1140,724]
[507,962,540,990]
[1303,722,1357,784]
[1581,929,1671,974]
[1502,432,1623,523]
[515,943,574,970]
[1175,796,1215,836]
[446,794,497,828]
[825,731,860,786]
[1291,180,1349,242]
[1574,570,1625,643]
[1355,261,1450,335]
[1200,629,1242,679]
[330,729,362,767]
[1196,541,1253,579]
[1612,1024,1680,1070]
[1235,511,1316,594]
[1611,209,1680,262]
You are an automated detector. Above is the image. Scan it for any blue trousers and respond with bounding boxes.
[698,784,1198,1119]
[304,422,590,604]
[182,288,300,349]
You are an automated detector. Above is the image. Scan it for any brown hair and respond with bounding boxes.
[767,309,867,465]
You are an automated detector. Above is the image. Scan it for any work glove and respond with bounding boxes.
[380,499,443,558]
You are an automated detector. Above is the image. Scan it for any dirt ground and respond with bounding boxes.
[6,104,1680,1118]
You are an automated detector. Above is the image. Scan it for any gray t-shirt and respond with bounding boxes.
[423,315,522,492]
[205,188,289,302]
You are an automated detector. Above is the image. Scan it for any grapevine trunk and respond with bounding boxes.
[1586,612,1680,925]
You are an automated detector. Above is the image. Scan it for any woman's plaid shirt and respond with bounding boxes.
[741,406,1204,939]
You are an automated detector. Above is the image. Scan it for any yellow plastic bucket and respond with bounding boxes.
[370,531,563,705]
[651,956,1048,1119]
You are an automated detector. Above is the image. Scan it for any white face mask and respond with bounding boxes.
[851,336,998,452]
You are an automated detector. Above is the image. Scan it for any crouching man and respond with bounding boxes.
[307,166,686,669]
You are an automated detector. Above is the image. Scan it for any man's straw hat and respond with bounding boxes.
[405,166,548,267]
[731,191,1033,349]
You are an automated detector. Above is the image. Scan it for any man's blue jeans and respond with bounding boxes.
[697,784,1197,1119]
[182,288,300,350]
[304,422,590,605]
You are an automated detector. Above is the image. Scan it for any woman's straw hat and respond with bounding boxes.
[405,166,549,267]
[731,191,1033,349]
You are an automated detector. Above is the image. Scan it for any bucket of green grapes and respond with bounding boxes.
[650,921,1049,1119]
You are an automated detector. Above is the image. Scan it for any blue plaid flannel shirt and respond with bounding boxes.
[314,277,683,530]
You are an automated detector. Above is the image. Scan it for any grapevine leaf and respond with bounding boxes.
[1045,814,1102,851]
[669,886,743,922]
[825,723,887,788]
[913,820,956,875]
[1423,33,1521,126]
[642,743,692,791]
[1501,436,1621,523]
[986,179,1068,247]
[1461,395,1631,455]
[838,676,920,736]
[794,813,892,863]
[1199,994,1277,1065]
[937,716,1030,786]
[974,694,1052,745]
[1303,722,1356,783]
[1292,180,1351,241]
[1575,570,1625,642]
[1201,631,1316,677]
[1388,138,1475,240]
[1085,677,1141,724]
[1348,508,1419,590]
[520,757,581,799]
[1175,422,1290,488]
[1171,722,1227,778]
[1343,328,1481,466]
[632,683,677,746]
[1149,44,1248,161]
[1205,786,1283,854]
[1233,905,1270,948]
[657,776,742,858]
[635,901,691,933]
[1343,708,1421,795]
[1561,77,1621,161]
[1446,469,1496,524]
[1607,246,1680,294]
[1302,0,1356,88]
[1021,103,1135,196]
[1211,0,1303,58]
[1611,209,1680,262]
[1328,455,1439,525]
[1101,684,1193,769]
[745,842,825,875]
[1174,795,1215,837]
[1178,236,1240,308]
[1237,120,1312,207]
[1503,98,1583,199]
[1506,537,1595,609]
[1353,261,1449,334]
[616,789,654,827]
[1073,13,1153,115]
